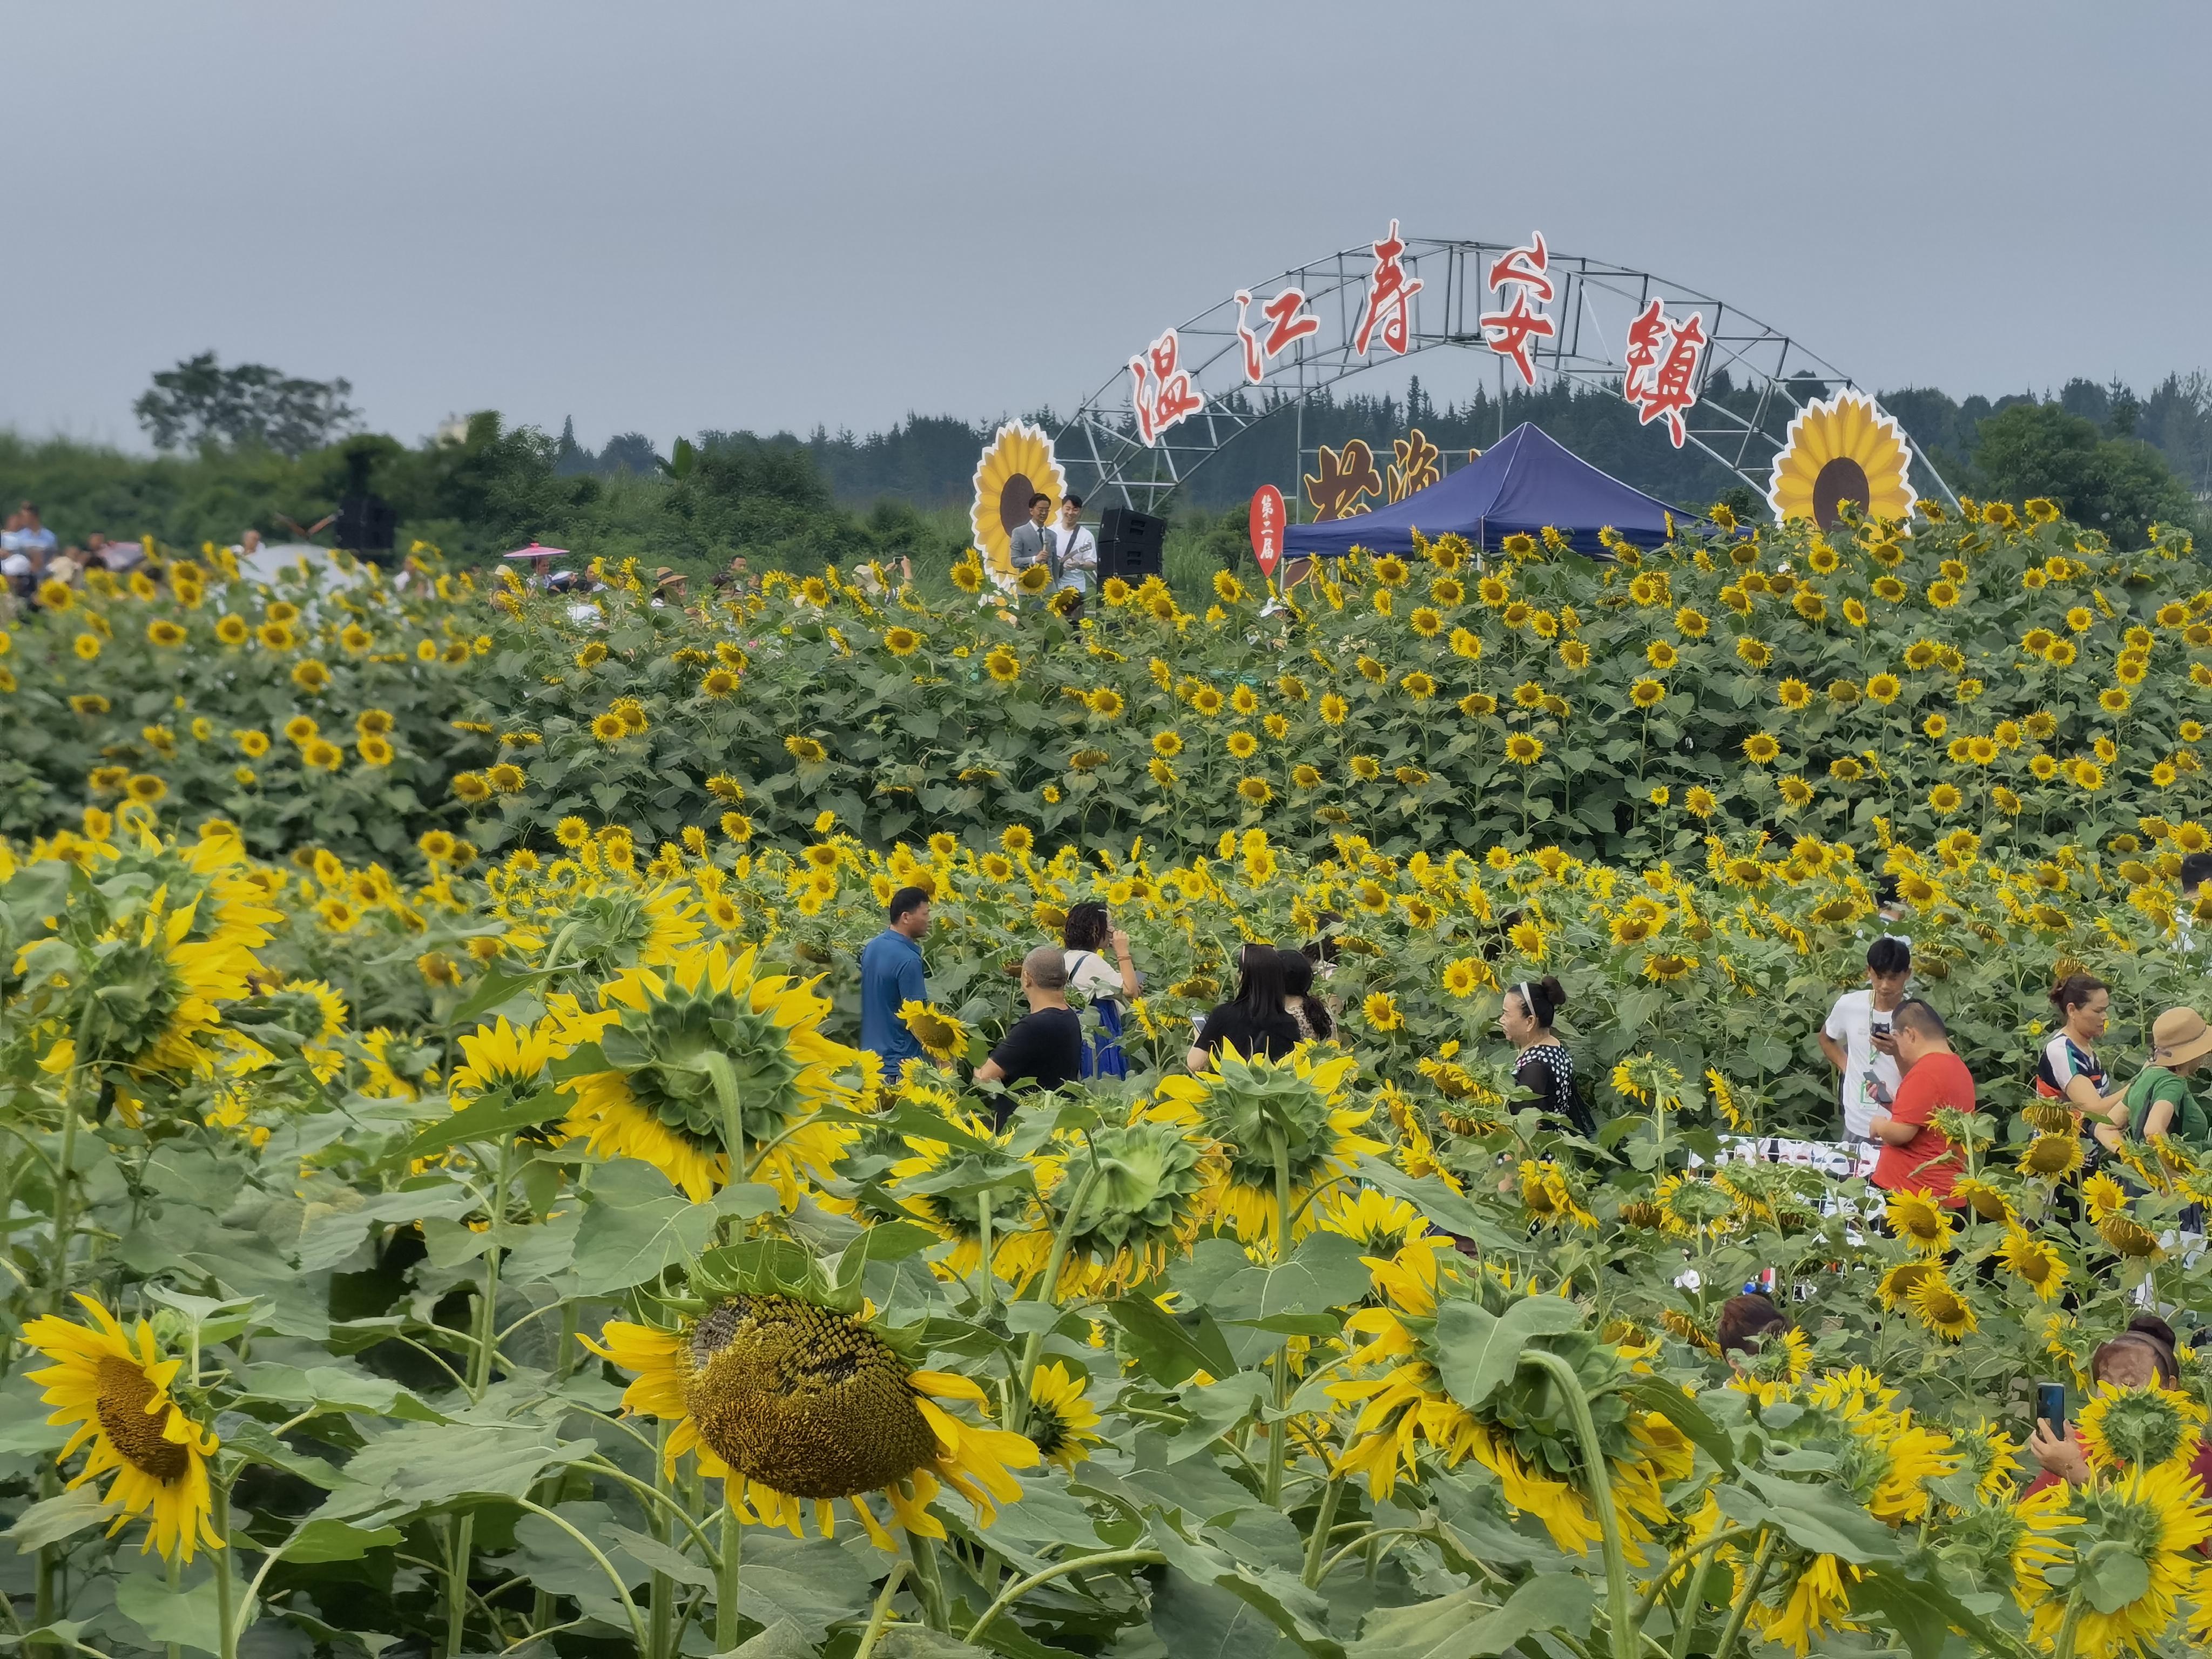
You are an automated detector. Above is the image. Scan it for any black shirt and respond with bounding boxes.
[1514,1043,1595,1136]
[987,1007,1083,1095]
[1197,1002,1303,1062]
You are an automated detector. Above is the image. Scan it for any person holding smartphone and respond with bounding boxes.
[2027,1317,2211,1493]
[1818,936,1911,1147]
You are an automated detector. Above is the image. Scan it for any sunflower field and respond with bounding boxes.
[1,495,2207,871]
[7,496,2212,1658]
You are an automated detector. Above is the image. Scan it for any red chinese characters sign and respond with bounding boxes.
[1480,232,1555,386]
[1622,297,1708,447]
[1249,484,1284,576]
[1236,287,1320,383]
[1128,329,1204,447]
[1353,219,1422,356]
[1126,223,1710,453]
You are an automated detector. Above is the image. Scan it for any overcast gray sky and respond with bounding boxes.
[11,1,2210,453]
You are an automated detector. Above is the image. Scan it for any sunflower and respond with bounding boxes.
[586,1295,1037,1546]
[1630,677,1665,709]
[448,1015,560,1117]
[1040,1117,1217,1296]
[970,421,1066,584]
[2076,1383,2207,1476]
[2020,1133,2083,1179]
[1767,391,1916,529]
[1320,1186,1429,1251]
[898,1000,970,1065]
[2025,1461,2210,1658]
[1518,1159,1596,1230]
[1877,1260,1939,1312]
[1953,1177,2016,1225]
[2082,1170,2128,1224]
[1023,1363,1104,1471]
[559,944,860,1204]
[22,1294,222,1564]
[1909,1273,1977,1341]
[1504,733,1544,765]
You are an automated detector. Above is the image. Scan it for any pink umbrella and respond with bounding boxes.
[501,542,569,559]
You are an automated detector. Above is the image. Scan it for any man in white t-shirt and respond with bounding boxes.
[1817,935,1911,1143]
[1048,494,1098,594]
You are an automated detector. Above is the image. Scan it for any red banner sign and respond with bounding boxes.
[1250,484,1284,577]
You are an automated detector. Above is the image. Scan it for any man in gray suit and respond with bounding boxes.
[1008,492,1053,577]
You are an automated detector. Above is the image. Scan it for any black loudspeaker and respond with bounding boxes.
[1098,506,1165,579]
[333,494,397,556]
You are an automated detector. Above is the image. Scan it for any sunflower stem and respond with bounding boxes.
[1519,1350,1635,1659]
[1263,1129,1293,1509]
[853,1561,912,1659]
[1010,1163,1102,1435]
[48,1079,79,1314]
[649,1421,676,1659]
[714,1493,743,1650]
[443,1515,474,1659]
[702,1054,746,1213]
[1300,1478,1345,1587]
[904,1528,948,1631]
[212,1481,239,1659]
[1708,1526,1776,1659]
[974,1189,996,1316]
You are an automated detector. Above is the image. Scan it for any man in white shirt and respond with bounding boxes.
[1818,935,1911,1144]
[1048,494,1097,595]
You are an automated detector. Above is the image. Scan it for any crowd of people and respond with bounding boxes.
[0,500,158,608]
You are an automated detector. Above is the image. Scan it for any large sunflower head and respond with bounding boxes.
[2076,1383,2208,1476]
[885,1110,1051,1285]
[2025,1461,2211,1657]
[1043,1117,1218,1296]
[1150,1045,1384,1249]
[587,1290,1038,1546]
[552,880,704,982]
[1767,392,1917,529]
[970,421,1066,585]
[1330,1261,1681,1553]
[22,1294,222,1564]
[37,886,256,1097]
[561,945,860,1203]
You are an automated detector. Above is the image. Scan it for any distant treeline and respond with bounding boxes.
[554,370,2212,527]
[4,368,2206,589]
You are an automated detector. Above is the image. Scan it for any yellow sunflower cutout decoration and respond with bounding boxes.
[1767,390,1916,530]
[23,1294,224,1564]
[970,421,1066,588]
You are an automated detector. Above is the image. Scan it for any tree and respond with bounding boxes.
[133,352,360,457]
[1970,401,2201,544]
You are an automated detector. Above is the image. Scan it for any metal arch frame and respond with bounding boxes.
[1054,235,1956,517]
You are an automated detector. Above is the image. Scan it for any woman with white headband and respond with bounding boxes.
[1499,974,1594,1136]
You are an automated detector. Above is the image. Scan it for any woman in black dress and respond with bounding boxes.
[1188,945,1304,1069]
[1500,975,1595,1136]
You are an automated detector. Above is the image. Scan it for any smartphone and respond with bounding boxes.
[1871,1017,1892,1038]
[2036,1381,2067,1435]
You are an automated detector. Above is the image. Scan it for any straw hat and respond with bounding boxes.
[2149,1007,2212,1068]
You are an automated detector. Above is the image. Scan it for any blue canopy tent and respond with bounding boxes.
[1280,422,1687,561]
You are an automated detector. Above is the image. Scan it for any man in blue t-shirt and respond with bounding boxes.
[859,886,932,1068]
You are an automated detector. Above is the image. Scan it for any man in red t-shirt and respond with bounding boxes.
[1867,999,1973,1204]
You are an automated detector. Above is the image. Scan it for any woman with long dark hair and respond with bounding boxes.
[1279,948,1334,1044]
[1062,900,1139,1080]
[1188,943,1302,1070]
